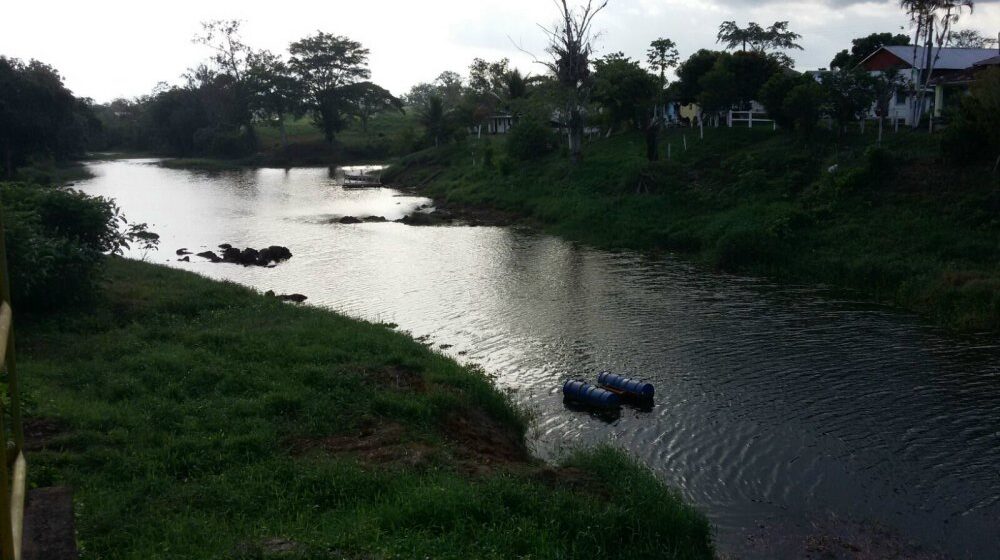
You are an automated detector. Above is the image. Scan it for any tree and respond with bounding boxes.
[592,53,660,133]
[698,52,781,111]
[942,67,1000,170]
[289,32,371,143]
[717,21,803,56]
[782,81,825,138]
[467,58,514,136]
[899,0,976,128]
[871,68,906,143]
[948,28,998,47]
[830,32,911,70]
[535,0,608,163]
[405,71,467,111]
[419,95,450,147]
[819,69,876,138]
[759,72,807,129]
[193,20,258,129]
[246,51,304,148]
[194,20,254,83]
[0,57,96,176]
[647,38,680,86]
[346,82,403,132]
[675,49,725,103]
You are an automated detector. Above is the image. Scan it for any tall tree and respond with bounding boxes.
[717,21,802,54]
[246,51,304,148]
[194,20,254,83]
[418,95,450,147]
[193,19,257,129]
[289,32,371,143]
[647,38,680,86]
[535,0,608,163]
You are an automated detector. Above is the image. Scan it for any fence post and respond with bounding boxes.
[0,202,26,560]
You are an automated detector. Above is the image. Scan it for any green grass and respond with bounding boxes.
[385,126,1000,333]
[19,258,713,559]
[12,161,94,185]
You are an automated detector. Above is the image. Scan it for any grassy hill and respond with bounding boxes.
[385,126,999,333]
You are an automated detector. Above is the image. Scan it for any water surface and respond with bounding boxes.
[78,160,1000,558]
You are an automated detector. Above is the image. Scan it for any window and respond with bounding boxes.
[895,88,907,106]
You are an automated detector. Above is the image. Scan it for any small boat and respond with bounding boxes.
[343,169,382,188]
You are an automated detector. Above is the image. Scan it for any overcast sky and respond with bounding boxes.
[2,0,999,102]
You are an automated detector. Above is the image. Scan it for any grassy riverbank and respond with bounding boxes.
[385,128,999,333]
[19,258,712,559]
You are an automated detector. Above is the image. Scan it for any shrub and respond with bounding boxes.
[942,68,1000,167]
[506,118,555,161]
[0,183,153,311]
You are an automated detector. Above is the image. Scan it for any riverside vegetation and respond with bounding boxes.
[385,126,999,334]
[1,178,713,558]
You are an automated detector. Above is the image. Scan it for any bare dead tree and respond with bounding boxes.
[533,0,608,163]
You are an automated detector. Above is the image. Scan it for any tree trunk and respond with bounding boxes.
[644,122,660,162]
[568,108,583,164]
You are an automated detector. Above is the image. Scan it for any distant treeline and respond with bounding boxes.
[90,21,404,160]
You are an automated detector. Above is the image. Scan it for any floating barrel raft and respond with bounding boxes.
[562,380,621,409]
[597,372,655,400]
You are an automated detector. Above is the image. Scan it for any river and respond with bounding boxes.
[76,160,1000,559]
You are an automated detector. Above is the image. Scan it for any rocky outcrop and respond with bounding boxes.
[194,245,293,267]
[265,290,308,303]
[394,211,454,226]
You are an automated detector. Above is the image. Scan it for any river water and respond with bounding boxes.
[77,160,1000,559]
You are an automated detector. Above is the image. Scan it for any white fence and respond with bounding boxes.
[726,110,776,129]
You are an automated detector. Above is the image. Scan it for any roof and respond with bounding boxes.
[861,46,998,70]
[974,55,1000,67]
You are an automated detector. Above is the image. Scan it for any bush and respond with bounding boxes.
[506,119,555,161]
[192,127,258,159]
[0,183,149,311]
[941,69,1000,167]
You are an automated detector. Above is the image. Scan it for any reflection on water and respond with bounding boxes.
[78,160,1000,559]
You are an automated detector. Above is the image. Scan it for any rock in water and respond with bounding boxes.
[196,251,222,263]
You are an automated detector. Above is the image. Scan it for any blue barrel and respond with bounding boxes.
[597,372,655,399]
[562,380,621,409]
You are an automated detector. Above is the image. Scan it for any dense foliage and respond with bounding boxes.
[0,57,101,177]
[0,182,156,311]
[943,67,1000,167]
